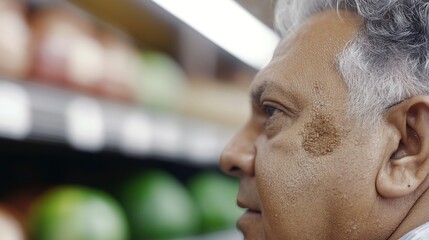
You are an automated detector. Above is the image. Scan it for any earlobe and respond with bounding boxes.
[376,96,429,198]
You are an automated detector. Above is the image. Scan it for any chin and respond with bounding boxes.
[237,210,265,239]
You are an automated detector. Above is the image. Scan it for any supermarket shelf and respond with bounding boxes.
[0,79,234,166]
[67,0,178,57]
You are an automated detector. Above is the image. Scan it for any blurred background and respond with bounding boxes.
[0,0,278,239]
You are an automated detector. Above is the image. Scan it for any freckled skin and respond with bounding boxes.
[220,10,429,240]
[302,112,341,156]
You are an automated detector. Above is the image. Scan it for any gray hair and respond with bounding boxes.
[275,0,429,125]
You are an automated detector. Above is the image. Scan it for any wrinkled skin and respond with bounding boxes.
[220,10,429,240]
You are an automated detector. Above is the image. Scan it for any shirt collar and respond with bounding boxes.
[400,222,429,240]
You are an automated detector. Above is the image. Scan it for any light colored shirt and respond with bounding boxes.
[400,222,429,240]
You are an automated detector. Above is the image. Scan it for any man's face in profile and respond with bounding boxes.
[220,10,402,240]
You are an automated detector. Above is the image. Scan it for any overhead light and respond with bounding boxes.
[150,0,280,70]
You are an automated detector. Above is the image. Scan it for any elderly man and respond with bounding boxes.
[220,0,429,239]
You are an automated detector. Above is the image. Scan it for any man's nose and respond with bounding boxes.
[219,127,256,177]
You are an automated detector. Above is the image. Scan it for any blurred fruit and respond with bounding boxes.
[97,30,138,102]
[31,4,103,95]
[135,51,186,111]
[29,186,128,240]
[178,78,250,128]
[0,0,30,79]
[0,205,25,240]
[119,171,199,240]
[188,171,243,233]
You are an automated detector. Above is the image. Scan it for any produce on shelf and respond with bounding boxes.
[178,79,250,128]
[135,51,186,111]
[97,30,138,102]
[0,0,249,239]
[0,0,251,127]
[0,0,30,79]
[0,205,25,240]
[30,4,104,95]
[119,170,199,240]
[29,186,129,240]
[188,171,243,233]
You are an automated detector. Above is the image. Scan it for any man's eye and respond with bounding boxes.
[262,104,280,118]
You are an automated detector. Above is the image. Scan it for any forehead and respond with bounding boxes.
[251,10,362,106]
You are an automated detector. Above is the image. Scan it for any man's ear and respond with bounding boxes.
[376,96,429,198]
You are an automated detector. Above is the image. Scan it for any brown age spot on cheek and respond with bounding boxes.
[301,82,343,156]
[302,112,341,156]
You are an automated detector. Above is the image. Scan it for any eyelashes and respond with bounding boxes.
[261,102,285,131]
[262,103,281,119]
[260,101,297,137]
[260,102,284,137]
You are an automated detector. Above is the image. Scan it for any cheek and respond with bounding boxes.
[254,124,384,238]
[255,119,328,205]
[257,144,329,207]
[254,126,331,237]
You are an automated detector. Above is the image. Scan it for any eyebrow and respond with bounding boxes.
[250,78,302,115]
[250,81,268,106]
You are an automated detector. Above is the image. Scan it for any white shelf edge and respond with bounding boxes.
[0,79,234,166]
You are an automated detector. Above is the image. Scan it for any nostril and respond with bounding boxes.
[229,166,240,172]
[219,135,256,176]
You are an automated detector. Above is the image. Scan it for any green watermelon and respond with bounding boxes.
[29,186,128,240]
[119,171,199,240]
[188,171,243,233]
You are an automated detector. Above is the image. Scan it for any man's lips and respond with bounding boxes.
[237,199,261,213]
[237,199,262,234]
